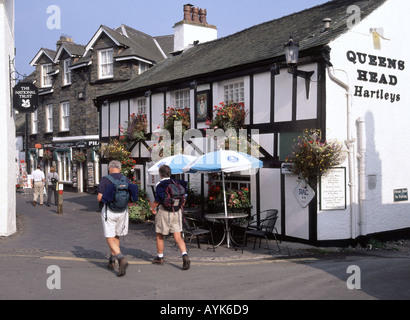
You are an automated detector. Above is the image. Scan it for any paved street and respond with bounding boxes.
[0,191,409,301]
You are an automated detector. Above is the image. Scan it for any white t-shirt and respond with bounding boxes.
[32,169,45,182]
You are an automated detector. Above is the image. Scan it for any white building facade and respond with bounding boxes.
[0,0,16,236]
[97,0,410,245]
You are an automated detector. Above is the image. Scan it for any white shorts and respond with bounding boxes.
[101,205,129,238]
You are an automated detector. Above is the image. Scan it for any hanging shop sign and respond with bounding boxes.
[394,189,408,202]
[346,50,405,104]
[294,180,315,208]
[13,83,39,113]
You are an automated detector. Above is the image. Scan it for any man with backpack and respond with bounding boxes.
[150,164,190,270]
[97,160,138,277]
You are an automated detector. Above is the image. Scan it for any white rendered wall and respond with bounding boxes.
[0,0,16,236]
[319,0,410,240]
[173,22,217,52]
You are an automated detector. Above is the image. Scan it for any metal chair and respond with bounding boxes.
[182,215,215,252]
[241,209,280,254]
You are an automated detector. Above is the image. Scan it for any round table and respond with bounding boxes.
[205,213,248,248]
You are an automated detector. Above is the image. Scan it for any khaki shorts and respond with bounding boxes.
[155,206,182,235]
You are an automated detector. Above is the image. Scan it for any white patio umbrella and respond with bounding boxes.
[147,154,198,175]
[183,150,263,217]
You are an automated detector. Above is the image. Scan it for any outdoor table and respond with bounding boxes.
[205,213,248,249]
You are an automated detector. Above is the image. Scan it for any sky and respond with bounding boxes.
[14,0,330,78]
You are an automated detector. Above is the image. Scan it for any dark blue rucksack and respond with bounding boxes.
[105,175,129,212]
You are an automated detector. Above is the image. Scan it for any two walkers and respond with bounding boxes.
[98,161,190,277]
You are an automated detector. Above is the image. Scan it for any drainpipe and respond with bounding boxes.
[326,66,358,239]
[357,117,367,236]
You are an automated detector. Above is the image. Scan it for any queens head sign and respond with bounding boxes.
[13,83,39,113]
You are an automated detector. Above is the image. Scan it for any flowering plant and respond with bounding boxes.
[99,139,136,178]
[73,152,86,163]
[43,150,53,161]
[227,187,251,210]
[161,107,190,136]
[207,102,247,131]
[128,187,152,223]
[286,129,346,182]
[123,113,147,142]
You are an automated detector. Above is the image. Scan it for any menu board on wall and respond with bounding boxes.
[320,168,347,211]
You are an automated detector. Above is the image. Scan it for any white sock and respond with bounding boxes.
[182,252,188,256]
[158,253,164,258]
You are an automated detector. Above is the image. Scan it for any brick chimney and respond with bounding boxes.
[56,35,74,50]
[173,4,217,52]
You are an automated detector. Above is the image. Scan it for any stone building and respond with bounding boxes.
[21,24,173,192]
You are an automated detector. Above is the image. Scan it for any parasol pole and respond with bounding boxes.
[222,172,230,247]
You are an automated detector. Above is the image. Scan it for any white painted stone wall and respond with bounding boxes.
[173,22,217,52]
[319,0,410,240]
[0,0,16,236]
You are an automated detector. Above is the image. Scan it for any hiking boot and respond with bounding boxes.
[107,257,115,270]
[182,254,190,270]
[117,258,128,277]
[33,201,36,206]
[152,256,164,265]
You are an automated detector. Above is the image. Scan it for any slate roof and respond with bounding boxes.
[71,24,172,68]
[98,0,387,99]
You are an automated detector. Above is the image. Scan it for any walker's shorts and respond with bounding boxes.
[101,206,129,238]
[155,206,182,235]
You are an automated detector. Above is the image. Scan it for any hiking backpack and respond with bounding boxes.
[163,179,186,212]
[105,175,130,212]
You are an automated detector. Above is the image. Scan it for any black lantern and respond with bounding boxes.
[284,36,315,99]
[284,36,299,65]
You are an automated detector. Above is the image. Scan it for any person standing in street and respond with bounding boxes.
[150,165,190,270]
[46,166,59,207]
[32,164,45,206]
[97,160,138,277]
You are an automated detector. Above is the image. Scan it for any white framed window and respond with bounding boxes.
[224,81,244,104]
[137,97,146,115]
[60,101,70,131]
[139,61,149,75]
[99,48,113,79]
[41,63,53,88]
[173,89,190,109]
[46,104,53,133]
[31,110,38,134]
[63,58,72,85]
[56,150,72,182]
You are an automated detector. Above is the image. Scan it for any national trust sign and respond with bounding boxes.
[13,83,39,113]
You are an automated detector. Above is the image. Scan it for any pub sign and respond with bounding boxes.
[13,83,39,113]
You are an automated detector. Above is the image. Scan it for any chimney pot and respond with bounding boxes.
[199,8,207,24]
[184,4,193,21]
[192,7,200,23]
[322,18,332,31]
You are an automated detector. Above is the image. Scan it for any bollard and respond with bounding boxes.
[57,183,63,215]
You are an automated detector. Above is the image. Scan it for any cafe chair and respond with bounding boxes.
[241,209,280,254]
[182,215,215,252]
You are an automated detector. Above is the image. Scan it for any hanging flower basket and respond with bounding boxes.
[285,129,346,183]
[161,107,190,136]
[207,102,247,131]
[43,150,53,161]
[123,113,148,142]
[73,152,86,163]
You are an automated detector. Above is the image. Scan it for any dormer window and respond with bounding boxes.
[63,58,72,85]
[41,63,53,88]
[98,48,113,79]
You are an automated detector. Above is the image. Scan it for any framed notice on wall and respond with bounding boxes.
[320,167,347,211]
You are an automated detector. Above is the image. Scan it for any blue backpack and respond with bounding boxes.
[105,175,130,213]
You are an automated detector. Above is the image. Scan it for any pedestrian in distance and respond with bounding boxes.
[150,164,190,270]
[32,164,45,206]
[46,166,59,207]
[97,160,139,277]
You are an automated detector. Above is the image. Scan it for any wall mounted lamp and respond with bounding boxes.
[284,36,315,99]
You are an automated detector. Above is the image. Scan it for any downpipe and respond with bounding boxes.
[326,66,359,239]
[357,117,367,236]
